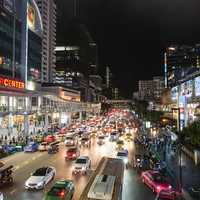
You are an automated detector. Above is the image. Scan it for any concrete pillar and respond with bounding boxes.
[79,111,82,122]
[44,113,49,133]
[24,114,29,136]
[8,96,13,137]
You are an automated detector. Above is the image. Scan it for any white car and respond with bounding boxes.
[64,136,77,146]
[97,136,105,145]
[0,192,3,200]
[72,156,91,175]
[116,150,129,165]
[25,166,56,189]
[38,142,49,151]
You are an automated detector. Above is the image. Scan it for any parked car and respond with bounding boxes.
[65,147,80,160]
[43,180,74,200]
[188,186,200,200]
[24,142,38,152]
[72,156,91,175]
[141,170,172,194]
[25,166,56,190]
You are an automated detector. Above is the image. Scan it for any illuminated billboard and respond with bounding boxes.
[27,3,35,31]
[3,0,14,13]
[195,76,200,96]
[180,80,193,98]
[171,86,178,101]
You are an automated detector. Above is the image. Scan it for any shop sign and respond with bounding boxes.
[180,80,192,98]
[0,77,25,90]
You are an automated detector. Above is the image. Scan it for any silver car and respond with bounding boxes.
[25,166,56,190]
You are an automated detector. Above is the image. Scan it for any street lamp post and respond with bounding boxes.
[172,107,182,193]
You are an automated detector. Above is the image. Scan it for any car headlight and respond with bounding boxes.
[123,158,128,164]
[37,181,44,187]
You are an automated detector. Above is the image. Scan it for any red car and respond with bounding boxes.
[65,147,80,160]
[45,135,56,143]
[141,170,172,194]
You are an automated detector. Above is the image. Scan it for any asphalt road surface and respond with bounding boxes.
[1,135,156,200]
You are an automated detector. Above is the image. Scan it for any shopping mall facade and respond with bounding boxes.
[0,0,100,137]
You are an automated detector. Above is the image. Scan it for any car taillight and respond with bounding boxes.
[58,190,65,198]
[157,186,161,191]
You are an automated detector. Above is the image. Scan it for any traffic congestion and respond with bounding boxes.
[0,109,185,200]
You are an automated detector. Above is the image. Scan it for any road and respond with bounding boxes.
[1,135,156,200]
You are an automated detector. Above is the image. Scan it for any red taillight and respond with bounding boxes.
[58,190,65,198]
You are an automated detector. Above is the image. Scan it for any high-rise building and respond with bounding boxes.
[165,44,200,88]
[36,0,56,83]
[137,76,164,102]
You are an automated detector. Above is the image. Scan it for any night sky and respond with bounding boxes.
[57,0,200,98]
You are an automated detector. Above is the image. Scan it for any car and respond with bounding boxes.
[43,180,74,200]
[64,136,77,146]
[116,150,129,165]
[45,135,56,144]
[65,147,80,160]
[79,137,91,148]
[141,170,172,194]
[109,132,119,141]
[116,140,125,150]
[125,133,133,141]
[38,142,49,151]
[24,142,38,152]
[72,156,91,175]
[97,135,105,145]
[25,166,56,190]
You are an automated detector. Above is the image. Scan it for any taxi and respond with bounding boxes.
[43,180,74,200]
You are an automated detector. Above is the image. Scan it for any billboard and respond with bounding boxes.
[171,86,178,101]
[195,76,200,96]
[180,80,193,98]
[27,3,35,31]
[3,0,14,13]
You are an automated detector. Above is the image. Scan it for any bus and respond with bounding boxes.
[79,157,124,200]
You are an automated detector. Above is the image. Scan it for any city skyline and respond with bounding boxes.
[57,0,200,97]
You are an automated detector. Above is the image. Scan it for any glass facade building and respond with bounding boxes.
[0,2,22,79]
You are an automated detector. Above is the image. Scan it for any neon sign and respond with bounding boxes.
[0,77,25,90]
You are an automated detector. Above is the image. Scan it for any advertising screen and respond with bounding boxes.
[180,80,193,98]
[27,3,35,31]
[3,0,14,13]
[171,86,178,101]
[195,76,200,96]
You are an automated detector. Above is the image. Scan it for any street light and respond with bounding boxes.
[171,107,182,193]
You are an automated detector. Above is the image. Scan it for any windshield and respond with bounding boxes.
[66,137,73,140]
[99,136,104,139]
[153,174,166,183]
[117,152,127,157]
[76,158,87,164]
[111,132,117,136]
[48,187,67,196]
[68,148,76,152]
[82,138,88,141]
[33,168,47,176]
